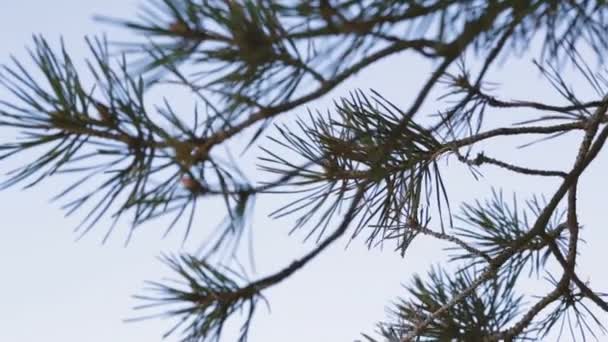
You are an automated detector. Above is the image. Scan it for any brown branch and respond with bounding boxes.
[235,184,366,296]
[449,120,586,148]
[406,223,492,263]
[543,237,608,312]
[462,81,603,114]
[458,152,568,178]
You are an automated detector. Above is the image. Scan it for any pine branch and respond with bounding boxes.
[4,1,608,341]
[398,96,608,341]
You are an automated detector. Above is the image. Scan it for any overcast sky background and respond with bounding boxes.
[1,2,607,342]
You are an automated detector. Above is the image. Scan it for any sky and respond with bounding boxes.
[0,2,607,342]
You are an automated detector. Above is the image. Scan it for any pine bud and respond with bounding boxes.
[454,75,470,88]
[406,216,419,228]
[181,175,202,193]
[95,102,116,126]
[169,20,190,35]
[173,143,196,167]
[48,110,75,129]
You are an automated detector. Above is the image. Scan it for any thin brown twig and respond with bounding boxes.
[458,152,568,178]
[390,223,492,263]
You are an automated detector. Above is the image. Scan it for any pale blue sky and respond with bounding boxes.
[1,2,607,342]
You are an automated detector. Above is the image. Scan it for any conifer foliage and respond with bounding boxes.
[2,1,608,341]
